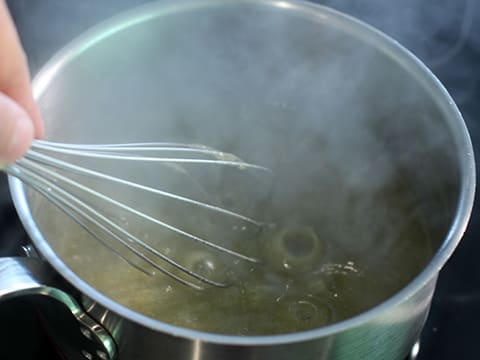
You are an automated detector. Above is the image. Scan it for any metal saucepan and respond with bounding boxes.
[0,0,475,359]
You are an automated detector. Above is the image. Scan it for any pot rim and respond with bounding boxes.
[9,0,476,346]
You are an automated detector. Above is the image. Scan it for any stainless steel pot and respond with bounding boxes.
[1,0,475,359]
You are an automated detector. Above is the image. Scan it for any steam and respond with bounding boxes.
[12,0,466,317]
[18,0,461,260]
[322,0,475,67]
[7,0,155,73]
[8,0,475,73]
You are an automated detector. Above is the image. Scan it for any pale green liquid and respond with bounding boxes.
[32,168,433,335]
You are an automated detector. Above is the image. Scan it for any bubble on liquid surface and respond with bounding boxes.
[180,251,227,283]
[283,231,316,257]
[266,226,325,273]
[192,258,216,278]
[288,299,332,325]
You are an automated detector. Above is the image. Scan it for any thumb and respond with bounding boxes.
[0,91,34,167]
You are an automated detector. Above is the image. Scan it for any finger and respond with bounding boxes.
[0,92,34,166]
[0,0,44,139]
[3,68,44,139]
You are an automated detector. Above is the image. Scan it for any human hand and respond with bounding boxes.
[0,0,44,167]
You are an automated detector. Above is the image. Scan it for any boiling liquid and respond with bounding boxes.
[31,163,433,335]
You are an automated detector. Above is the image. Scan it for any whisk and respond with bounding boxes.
[4,140,271,290]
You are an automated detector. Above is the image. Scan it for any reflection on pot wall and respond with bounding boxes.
[1,0,478,359]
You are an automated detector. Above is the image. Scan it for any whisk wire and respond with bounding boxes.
[8,162,227,290]
[24,150,263,227]
[5,140,268,289]
[31,140,272,171]
[17,157,260,264]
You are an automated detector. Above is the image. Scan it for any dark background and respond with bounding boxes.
[1,0,479,359]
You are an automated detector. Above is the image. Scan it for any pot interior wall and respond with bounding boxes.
[26,2,460,334]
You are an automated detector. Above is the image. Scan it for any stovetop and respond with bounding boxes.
[1,1,479,359]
